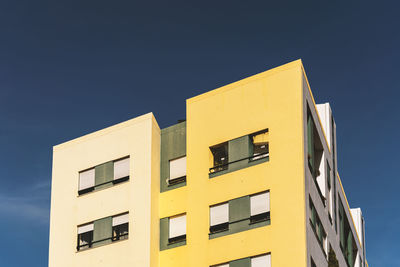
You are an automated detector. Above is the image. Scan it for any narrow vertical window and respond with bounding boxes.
[250,191,270,223]
[169,156,187,185]
[113,157,130,183]
[210,203,229,233]
[77,223,94,251]
[78,168,95,195]
[168,214,186,243]
[112,213,129,241]
[251,254,271,267]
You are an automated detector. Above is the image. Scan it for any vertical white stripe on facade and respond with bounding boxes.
[316,103,332,149]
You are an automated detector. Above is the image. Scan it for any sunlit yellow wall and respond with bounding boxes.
[49,113,160,267]
[159,60,307,266]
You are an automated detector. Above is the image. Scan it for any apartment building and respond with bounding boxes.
[48,60,368,267]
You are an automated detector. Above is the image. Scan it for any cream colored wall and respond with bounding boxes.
[48,113,160,267]
[159,60,307,266]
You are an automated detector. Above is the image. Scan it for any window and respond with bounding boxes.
[210,203,229,233]
[210,142,229,173]
[311,258,316,267]
[77,223,93,251]
[251,254,271,267]
[112,213,129,241]
[168,156,186,185]
[310,198,327,255]
[78,168,95,195]
[250,130,269,161]
[168,214,186,244]
[78,156,130,195]
[113,157,130,184]
[250,191,270,223]
[339,200,358,267]
[327,162,333,222]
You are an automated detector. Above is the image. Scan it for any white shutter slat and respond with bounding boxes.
[251,192,270,216]
[169,214,186,238]
[169,157,186,180]
[112,213,129,226]
[215,264,229,267]
[251,254,271,267]
[79,169,95,190]
[78,223,94,234]
[210,203,229,226]
[114,157,130,180]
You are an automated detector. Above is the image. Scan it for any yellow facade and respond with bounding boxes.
[158,60,307,267]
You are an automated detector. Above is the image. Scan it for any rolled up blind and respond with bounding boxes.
[251,254,271,267]
[250,192,270,216]
[112,213,129,226]
[114,157,130,180]
[78,223,94,234]
[169,214,186,238]
[169,157,186,180]
[210,203,229,226]
[79,169,95,190]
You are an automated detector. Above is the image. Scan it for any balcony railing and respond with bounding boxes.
[209,152,269,174]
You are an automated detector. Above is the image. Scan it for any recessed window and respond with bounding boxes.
[113,157,130,183]
[168,214,186,244]
[251,254,271,267]
[78,169,95,195]
[250,130,269,161]
[168,156,186,185]
[250,191,270,223]
[210,142,229,173]
[77,223,93,251]
[112,213,129,241]
[210,203,229,233]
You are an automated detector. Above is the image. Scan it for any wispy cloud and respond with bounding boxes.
[0,180,50,224]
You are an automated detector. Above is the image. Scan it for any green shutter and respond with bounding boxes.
[228,136,251,171]
[229,196,250,233]
[230,257,251,267]
[93,217,112,247]
[310,204,316,226]
[339,207,345,249]
[229,196,250,222]
[95,161,114,189]
[307,113,315,174]
[347,232,354,267]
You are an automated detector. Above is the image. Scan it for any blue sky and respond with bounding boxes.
[0,0,398,266]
